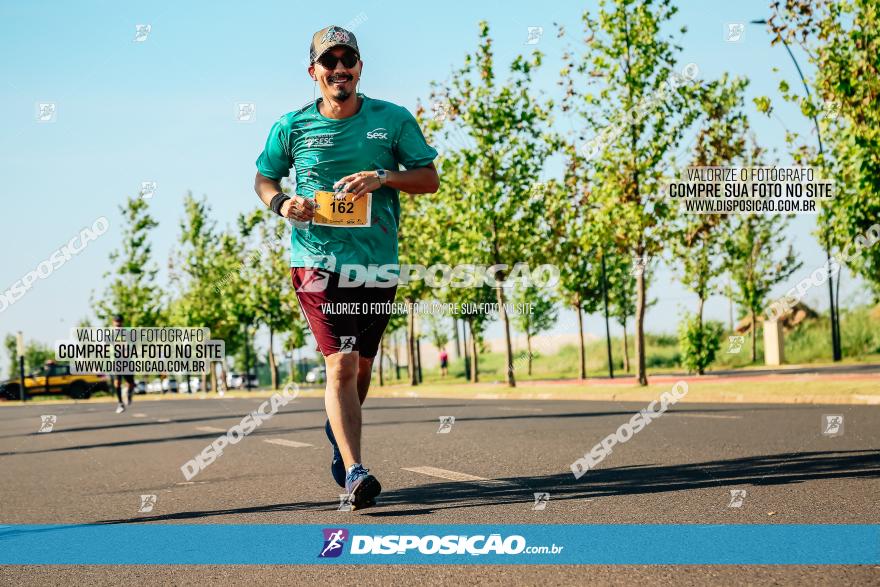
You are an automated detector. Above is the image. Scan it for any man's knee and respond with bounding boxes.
[326,352,359,388]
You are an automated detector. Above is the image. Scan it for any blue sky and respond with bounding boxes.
[0,0,867,372]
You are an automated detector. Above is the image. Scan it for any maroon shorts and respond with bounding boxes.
[291,268,397,358]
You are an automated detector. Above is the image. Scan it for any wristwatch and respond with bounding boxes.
[375,168,387,186]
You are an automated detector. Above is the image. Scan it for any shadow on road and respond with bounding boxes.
[0,402,473,439]
[0,406,766,456]
[85,448,880,523]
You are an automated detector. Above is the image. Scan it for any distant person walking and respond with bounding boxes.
[111,314,135,414]
[439,348,449,378]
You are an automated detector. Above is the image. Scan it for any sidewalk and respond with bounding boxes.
[3,368,878,406]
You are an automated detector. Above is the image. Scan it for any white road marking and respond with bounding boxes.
[498,407,543,412]
[263,438,313,448]
[156,418,172,423]
[670,414,742,419]
[131,413,147,418]
[402,466,488,482]
[402,466,517,487]
[195,426,226,433]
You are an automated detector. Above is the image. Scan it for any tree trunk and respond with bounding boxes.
[452,318,461,358]
[394,332,401,380]
[526,332,533,376]
[469,321,479,383]
[495,285,516,387]
[407,306,418,386]
[750,308,757,363]
[635,250,648,386]
[415,337,423,384]
[575,294,586,379]
[210,362,218,395]
[727,275,735,333]
[462,321,471,379]
[220,360,229,393]
[378,340,384,387]
[835,267,843,359]
[622,322,630,373]
[696,297,705,375]
[268,328,278,390]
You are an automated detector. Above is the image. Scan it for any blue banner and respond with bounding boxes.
[0,524,876,564]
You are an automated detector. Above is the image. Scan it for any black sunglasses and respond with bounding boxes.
[316,50,359,69]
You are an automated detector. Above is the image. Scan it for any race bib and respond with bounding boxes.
[313,191,372,227]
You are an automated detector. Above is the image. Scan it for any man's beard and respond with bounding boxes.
[333,87,353,101]
[327,74,354,101]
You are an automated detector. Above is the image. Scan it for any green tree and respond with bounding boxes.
[93,196,163,327]
[673,74,750,373]
[427,21,555,387]
[544,165,605,379]
[605,253,639,373]
[562,0,702,385]
[754,0,880,355]
[510,282,558,375]
[168,193,240,391]
[239,208,303,390]
[724,212,802,363]
[3,334,17,378]
[454,285,497,383]
[424,312,450,351]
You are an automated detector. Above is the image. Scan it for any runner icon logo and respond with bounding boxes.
[533,492,550,510]
[138,494,157,513]
[338,336,356,354]
[296,270,331,293]
[437,416,455,434]
[38,415,57,433]
[727,335,744,354]
[728,489,747,508]
[630,255,649,277]
[319,528,349,558]
[822,414,844,437]
[337,494,353,512]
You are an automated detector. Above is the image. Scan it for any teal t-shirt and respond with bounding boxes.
[255,94,438,272]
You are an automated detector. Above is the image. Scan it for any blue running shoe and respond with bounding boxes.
[325,419,345,488]
[345,464,381,511]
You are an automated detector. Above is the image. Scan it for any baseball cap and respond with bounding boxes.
[310,25,360,64]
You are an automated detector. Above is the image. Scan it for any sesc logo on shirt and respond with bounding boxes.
[305,133,336,148]
[366,127,388,140]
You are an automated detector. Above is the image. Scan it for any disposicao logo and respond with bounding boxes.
[319,528,348,558]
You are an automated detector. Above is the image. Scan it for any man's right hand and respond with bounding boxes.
[281,196,317,222]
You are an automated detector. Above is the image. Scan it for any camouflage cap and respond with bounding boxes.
[310,25,360,64]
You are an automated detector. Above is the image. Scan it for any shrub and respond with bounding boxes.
[678,314,724,374]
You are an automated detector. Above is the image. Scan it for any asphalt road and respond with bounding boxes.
[1,395,878,585]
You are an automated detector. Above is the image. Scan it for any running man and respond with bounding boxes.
[253,25,439,510]
[111,314,135,414]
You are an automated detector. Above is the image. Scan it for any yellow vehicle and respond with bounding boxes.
[1,361,110,400]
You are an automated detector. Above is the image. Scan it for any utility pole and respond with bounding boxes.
[16,331,26,401]
[751,18,841,361]
[600,252,614,378]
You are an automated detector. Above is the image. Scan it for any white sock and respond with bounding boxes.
[347,463,362,475]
